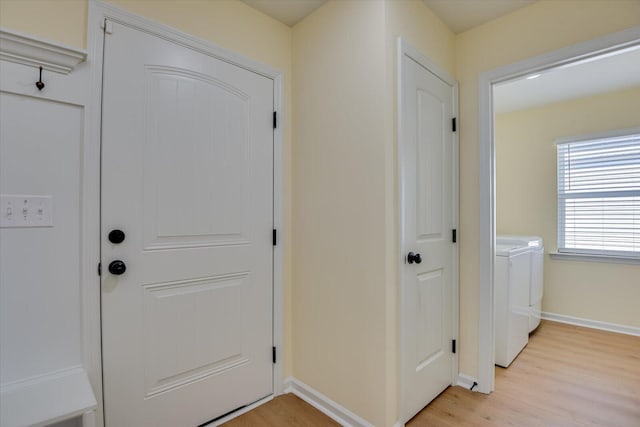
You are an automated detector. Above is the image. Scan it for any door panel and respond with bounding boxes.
[143,66,250,248]
[416,270,444,365]
[101,21,273,427]
[142,274,247,397]
[416,89,445,239]
[401,54,455,422]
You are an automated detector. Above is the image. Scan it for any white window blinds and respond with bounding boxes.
[557,130,640,257]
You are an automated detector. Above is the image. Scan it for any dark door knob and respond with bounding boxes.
[407,252,422,264]
[108,229,125,244]
[108,260,127,275]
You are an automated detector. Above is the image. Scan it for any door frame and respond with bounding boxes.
[476,26,640,394]
[397,37,459,424]
[85,1,286,425]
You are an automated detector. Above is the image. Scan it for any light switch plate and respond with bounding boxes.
[0,194,53,228]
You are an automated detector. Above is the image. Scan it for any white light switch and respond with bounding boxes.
[0,195,53,228]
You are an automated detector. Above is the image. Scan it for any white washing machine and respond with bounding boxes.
[494,243,530,368]
[497,235,544,332]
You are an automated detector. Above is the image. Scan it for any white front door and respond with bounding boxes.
[400,51,456,422]
[101,21,274,427]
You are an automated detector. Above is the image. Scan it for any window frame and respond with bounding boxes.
[555,127,640,260]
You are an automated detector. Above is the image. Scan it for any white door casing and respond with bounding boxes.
[101,20,274,427]
[398,39,458,423]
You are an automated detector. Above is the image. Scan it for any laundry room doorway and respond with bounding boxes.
[478,28,640,393]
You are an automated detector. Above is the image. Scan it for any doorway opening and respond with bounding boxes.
[477,27,640,393]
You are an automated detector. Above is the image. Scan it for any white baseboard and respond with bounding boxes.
[283,377,374,427]
[455,373,478,391]
[542,312,640,337]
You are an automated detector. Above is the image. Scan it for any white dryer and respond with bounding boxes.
[497,235,544,332]
[494,243,530,368]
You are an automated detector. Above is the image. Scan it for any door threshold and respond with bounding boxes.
[200,394,273,427]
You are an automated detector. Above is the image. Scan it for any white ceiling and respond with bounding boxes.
[494,46,640,114]
[422,0,537,33]
[240,0,538,31]
[241,0,326,27]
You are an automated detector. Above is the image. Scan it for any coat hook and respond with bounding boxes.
[35,66,45,91]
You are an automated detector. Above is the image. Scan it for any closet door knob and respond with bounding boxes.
[407,252,422,264]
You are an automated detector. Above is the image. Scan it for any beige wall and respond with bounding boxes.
[0,0,294,375]
[0,0,87,48]
[455,0,640,377]
[496,86,640,328]
[292,1,389,425]
[384,0,455,74]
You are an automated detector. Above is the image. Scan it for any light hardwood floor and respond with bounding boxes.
[221,393,339,426]
[407,320,640,426]
[223,320,640,426]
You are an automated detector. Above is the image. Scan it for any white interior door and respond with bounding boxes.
[101,21,274,427]
[400,52,456,422]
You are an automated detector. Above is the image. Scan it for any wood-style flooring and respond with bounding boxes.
[407,320,640,426]
[221,393,339,426]
[223,320,640,426]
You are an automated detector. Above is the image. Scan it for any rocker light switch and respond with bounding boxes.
[0,195,53,228]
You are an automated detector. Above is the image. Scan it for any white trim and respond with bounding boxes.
[0,28,86,74]
[202,395,274,427]
[397,37,407,423]
[542,312,640,337]
[81,411,97,427]
[399,38,457,86]
[87,1,286,425]
[451,72,460,392]
[397,37,459,423]
[85,3,109,426]
[455,373,479,390]
[0,366,96,427]
[272,72,285,396]
[554,126,640,145]
[283,377,374,427]
[477,54,496,394]
[478,26,640,396]
[549,252,640,265]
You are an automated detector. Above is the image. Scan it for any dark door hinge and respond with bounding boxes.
[98,262,102,276]
[272,346,277,364]
[452,117,457,132]
[452,339,457,354]
[452,229,457,243]
[273,111,277,129]
[273,229,277,246]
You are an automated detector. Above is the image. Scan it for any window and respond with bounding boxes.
[557,129,640,258]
